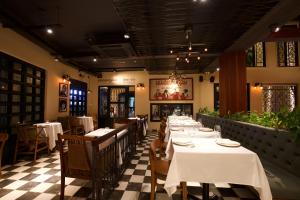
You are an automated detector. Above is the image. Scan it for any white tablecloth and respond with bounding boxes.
[164,138,272,200]
[35,122,63,150]
[77,116,94,133]
[85,128,128,165]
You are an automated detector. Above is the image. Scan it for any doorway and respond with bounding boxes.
[98,86,135,128]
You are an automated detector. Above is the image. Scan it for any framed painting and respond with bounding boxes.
[149,78,193,101]
[150,103,193,122]
[59,98,67,112]
[59,83,68,97]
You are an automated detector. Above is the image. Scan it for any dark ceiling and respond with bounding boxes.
[0,0,296,74]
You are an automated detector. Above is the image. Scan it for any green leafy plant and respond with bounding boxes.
[281,108,300,141]
[198,107,300,141]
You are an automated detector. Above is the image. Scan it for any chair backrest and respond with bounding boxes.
[0,133,8,157]
[149,139,162,164]
[17,124,37,143]
[57,116,71,130]
[57,134,92,178]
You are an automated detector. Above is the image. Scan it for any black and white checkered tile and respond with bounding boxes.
[0,130,260,200]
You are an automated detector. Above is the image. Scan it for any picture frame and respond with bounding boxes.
[150,103,193,122]
[59,98,68,112]
[149,78,193,101]
[59,83,68,97]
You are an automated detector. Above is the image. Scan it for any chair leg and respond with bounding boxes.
[60,175,65,200]
[181,182,188,200]
[150,175,157,200]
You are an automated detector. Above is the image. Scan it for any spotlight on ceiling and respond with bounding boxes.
[176,56,180,61]
[54,57,59,62]
[216,67,220,71]
[46,28,53,34]
[204,48,208,52]
[124,33,130,39]
[93,58,97,62]
[269,24,281,33]
[197,56,201,60]
[274,26,281,32]
[170,50,173,54]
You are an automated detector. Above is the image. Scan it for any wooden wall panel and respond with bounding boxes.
[219,51,247,116]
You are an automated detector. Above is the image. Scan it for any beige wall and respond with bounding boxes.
[0,27,98,120]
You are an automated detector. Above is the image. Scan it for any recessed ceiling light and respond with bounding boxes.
[188,52,192,56]
[46,28,53,34]
[176,56,180,61]
[54,58,59,62]
[216,67,220,71]
[204,48,208,52]
[274,26,280,32]
[188,46,192,51]
[124,33,130,39]
[197,56,201,60]
[170,50,173,54]
[93,58,97,62]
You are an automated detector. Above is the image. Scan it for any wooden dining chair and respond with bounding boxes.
[0,133,8,177]
[58,134,113,199]
[57,117,71,135]
[57,134,92,200]
[14,124,49,162]
[149,139,187,200]
[70,117,85,135]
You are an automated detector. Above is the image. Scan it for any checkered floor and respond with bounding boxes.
[0,130,260,200]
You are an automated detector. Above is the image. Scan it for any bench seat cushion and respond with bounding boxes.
[262,160,300,200]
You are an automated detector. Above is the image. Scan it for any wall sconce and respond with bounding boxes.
[62,74,71,84]
[136,83,145,90]
[254,82,263,89]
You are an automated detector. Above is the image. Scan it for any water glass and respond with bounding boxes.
[214,124,222,138]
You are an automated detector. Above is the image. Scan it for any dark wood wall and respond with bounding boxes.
[219,51,247,116]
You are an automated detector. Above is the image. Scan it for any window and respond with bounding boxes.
[262,84,297,112]
[246,42,266,67]
[0,52,45,134]
[69,79,87,116]
[277,41,299,67]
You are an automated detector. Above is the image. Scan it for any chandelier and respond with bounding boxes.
[169,70,184,86]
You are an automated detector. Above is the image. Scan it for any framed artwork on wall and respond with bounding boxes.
[59,98,67,112]
[149,78,193,100]
[59,83,68,97]
[150,103,193,122]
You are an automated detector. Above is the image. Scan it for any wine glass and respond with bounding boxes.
[214,124,222,138]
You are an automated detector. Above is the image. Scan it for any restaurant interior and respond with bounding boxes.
[0,0,300,200]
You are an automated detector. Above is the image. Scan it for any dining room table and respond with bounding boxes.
[34,122,63,150]
[76,116,94,133]
[163,116,272,200]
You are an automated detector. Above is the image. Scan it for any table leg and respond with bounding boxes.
[203,183,210,200]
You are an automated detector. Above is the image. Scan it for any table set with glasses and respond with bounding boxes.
[163,115,272,200]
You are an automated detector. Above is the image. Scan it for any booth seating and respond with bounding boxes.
[197,114,300,200]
